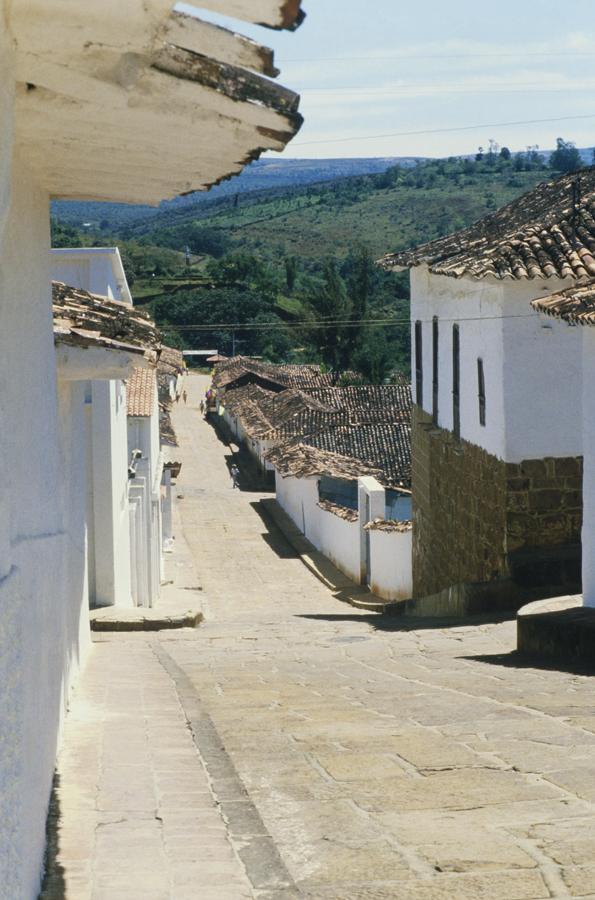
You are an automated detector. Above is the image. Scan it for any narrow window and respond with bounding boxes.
[415,320,423,406]
[477,357,486,427]
[452,324,460,439]
[432,316,439,424]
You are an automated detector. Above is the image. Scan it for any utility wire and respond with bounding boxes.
[162,312,542,332]
[280,51,595,63]
[302,81,595,94]
[293,113,595,147]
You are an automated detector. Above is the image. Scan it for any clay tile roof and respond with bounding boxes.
[265,442,383,481]
[532,280,595,324]
[127,367,156,418]
[52,281,160,360]
[158,346,185,376]
[213,356,336,392]
[379,168,595,281]
[295,423,412,489]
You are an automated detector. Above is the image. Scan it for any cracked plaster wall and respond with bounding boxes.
[0,50,91,895]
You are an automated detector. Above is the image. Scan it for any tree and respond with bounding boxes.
[304,260,353,371]
[500,146,511,161]
[284,255,298,293]
[550,138,582,174]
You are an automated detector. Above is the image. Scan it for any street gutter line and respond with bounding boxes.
[152,641,301,897]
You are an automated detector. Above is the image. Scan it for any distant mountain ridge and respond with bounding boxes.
[51,157,420,227]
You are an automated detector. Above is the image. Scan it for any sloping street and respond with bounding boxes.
[44,373,595,900]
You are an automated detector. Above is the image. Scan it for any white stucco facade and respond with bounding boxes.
[368,527,413,601]
[275,472,412,599]
[127,381,163,607]
[50,247,132,303]
[411,267,582,463]
[582,328,595,608]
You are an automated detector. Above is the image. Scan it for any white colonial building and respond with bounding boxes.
[0,1,302,894]
[380,170,594,615]
[532,281,595,610]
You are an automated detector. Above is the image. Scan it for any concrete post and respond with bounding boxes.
[358,476,386,586]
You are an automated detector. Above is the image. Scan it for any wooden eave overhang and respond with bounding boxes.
[11,1,304,204]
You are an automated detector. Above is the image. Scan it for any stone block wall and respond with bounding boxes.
[412,406,582,611]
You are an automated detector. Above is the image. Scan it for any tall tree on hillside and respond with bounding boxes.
[304,260,353,371]
[550,138,582,173]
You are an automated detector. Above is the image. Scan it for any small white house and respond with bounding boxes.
[380,169,593,615]
[267,443,413,601]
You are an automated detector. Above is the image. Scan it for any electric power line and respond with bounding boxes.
[161,312,542,332]
[279,51,595,64]
[293,112,595,147]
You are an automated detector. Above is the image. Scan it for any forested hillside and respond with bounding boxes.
[52,144,586,381]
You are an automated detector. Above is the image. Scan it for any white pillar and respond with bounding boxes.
[358,476,386,586]
[90,380,133,607]
[583,329,595,607]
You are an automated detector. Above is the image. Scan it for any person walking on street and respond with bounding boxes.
[230,463,240,489]
[200,399,205,415]
[183,390,187,404]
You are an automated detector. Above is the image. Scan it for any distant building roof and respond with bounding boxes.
[127,367,156,418]
[158,346,186,377]
[379,168,595,281]
[293,423,411,489]
[213,356,337,392]
[266,443,383,482]
[532,281,595,324]
[52,281,160,362]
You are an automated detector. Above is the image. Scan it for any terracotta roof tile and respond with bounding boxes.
[158,346,186,376]
[52,281,160,360]
[379,168,595,281]
[127,367,156,418]
[266,442,383,481]
[532,280,595,324]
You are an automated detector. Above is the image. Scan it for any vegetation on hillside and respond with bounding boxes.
[51,142,588,381]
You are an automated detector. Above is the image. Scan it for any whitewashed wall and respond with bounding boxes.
[369,528,412,601]
[318,507,360,583]
[90,379,132,607]
[50,247,131,303]
[582,328,595,608]
[0,159,91,898]
[275,472,411,595]
[411,267,582,462]
[127,384,163,607]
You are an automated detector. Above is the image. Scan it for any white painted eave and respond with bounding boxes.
[10,2,303,204]
[55,343,155,382]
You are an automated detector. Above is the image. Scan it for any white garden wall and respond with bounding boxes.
[317,507,360,583]
[275,472,411,598]
[411,267,582,463]
[368,527,412,601]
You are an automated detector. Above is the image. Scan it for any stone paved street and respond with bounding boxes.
[44,373,595,899]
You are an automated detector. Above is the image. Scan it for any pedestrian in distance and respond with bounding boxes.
[230,463,240,489]
[199,399,205,415]
[183,389,187,404]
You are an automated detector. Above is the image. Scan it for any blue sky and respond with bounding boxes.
[182,1,595,159]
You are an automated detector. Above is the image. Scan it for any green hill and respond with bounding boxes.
[50,152,562,377]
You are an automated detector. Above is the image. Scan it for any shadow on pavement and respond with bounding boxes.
[296,611,517,632]
[205,416,274,494]
[38,773,65,899]
[459,649,595,677]
[250,501,300,559]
